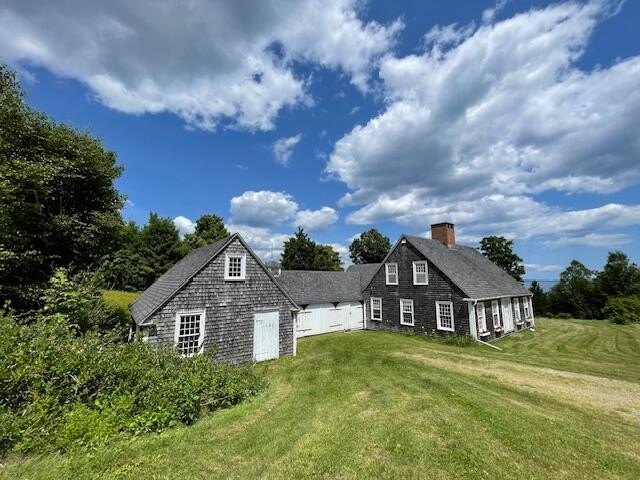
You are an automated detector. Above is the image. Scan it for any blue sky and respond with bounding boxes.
[2,0,639,278]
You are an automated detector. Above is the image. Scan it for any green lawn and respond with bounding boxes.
[101,289,139,310]
[3,319,640,479]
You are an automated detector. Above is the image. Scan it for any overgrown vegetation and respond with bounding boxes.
[0,309,265,454]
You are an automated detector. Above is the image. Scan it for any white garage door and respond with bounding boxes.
[296,301,363,337]
[253,310,279,362]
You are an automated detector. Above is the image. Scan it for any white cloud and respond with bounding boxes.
[543,233,633,248]
[227,223,290,261]
[230,191,298,228]
[294,207,338,231]
[173,215,196,238]
[327,1,640,245]
[329,242,351,267]
[0,0,401,131]
[273,134,302,166]
[524,263,563,273]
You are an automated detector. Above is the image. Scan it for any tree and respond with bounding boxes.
[596,251,640,298]
[349,229,391,264]
[281,228,317,270]
[529,280,549,317]
[139,213,183,285]
[183,214,230,251]
[313,244,343,271]
[548,260,598,319]
[479,236,525,282]
[0,65,124,310]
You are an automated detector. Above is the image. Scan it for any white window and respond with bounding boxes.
[491,300,502,329]
[399,299,414,326]
[436,301,455,331]
[225,253,246,280]
[385,263,398,285]
[513,297,522,323]
[476,302,487,333]
[174,311,205,357]
[523,297,531,319]
[413,261,428,285]
[371,297,383,321]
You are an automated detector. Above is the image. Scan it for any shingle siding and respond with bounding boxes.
[363,241,470,337]
[145,238,295,363]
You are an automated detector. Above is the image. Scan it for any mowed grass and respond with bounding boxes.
[101,289,139,310]
[3,319,640,479]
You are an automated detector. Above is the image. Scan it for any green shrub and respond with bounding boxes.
[553,312,573,320]
[0,312,266,453]
[603,295,640,325]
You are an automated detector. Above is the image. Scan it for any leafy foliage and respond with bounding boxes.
[529,280,549,317]
[0,65,124,311]
[0,311,265,453]
[281,227,342,271]
[349,229,391,264]
[548,260,599,319]
[183,214,230,250]
[479,236,525,282]
[603,296,640,325]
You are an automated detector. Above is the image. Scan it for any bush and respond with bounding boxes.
[603,296,640,325]
[553,312,573,320]
[0,312,266,453]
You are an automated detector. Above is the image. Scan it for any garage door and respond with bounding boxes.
[296,301,363,337]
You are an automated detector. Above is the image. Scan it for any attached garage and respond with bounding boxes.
[276,270,364,338]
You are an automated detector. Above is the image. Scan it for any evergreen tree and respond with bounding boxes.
[281,228,317,270]
[183,214,230,250]
[529,281,548,317]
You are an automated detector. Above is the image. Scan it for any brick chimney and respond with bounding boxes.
[431,222,456,248]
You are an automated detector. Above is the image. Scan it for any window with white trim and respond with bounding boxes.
[400,299,414,326]
[413,261,428,285]
[436,301,455,331]
[523,297,531,319]
[371,297,382,321]
[225,253,246,280]
[513,297,522,323]
[491,300,502,329]
[476,302,487,333]
[385,263,398,285]
[175,311,205,357]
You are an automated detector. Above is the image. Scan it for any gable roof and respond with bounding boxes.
[403,236,530,299]
[130,233,298,325]
[277,270,362,305]
[346,263,381,290]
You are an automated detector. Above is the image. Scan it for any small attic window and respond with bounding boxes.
[225,253,246,281]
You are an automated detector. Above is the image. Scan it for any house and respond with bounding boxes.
[130,233,299,363]
[277,270,364,337]
[361,223,534,341]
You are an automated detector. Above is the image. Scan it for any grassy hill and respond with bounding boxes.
[3,319,640,479]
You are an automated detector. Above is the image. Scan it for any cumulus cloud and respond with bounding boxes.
[273,134,302,166]
[543,233,633,248]
[173,215,196,238]
[226,223,291,261]
[0,0,401,131]
[327,1,640,245]
[230,191,299,228]
[294,207,338,231]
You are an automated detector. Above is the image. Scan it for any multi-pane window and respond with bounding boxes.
[225,254,246,280]
[491,300,502,329]
[476,302,487,333]
[175,312,204,357]
[513,297,522,323]
[400,299,414,326]
[436,301,455,331]
[413,261,428,285]
[385,263,398,285]
[371,297,383,321]
[523,297,531,319]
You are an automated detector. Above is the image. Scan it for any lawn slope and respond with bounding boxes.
[3,319,640,479]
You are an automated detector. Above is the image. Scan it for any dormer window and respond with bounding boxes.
[385,263,398,285]
[413,261,428,285]
[225,253,246,281]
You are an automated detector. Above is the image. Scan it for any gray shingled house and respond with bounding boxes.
[130,233,299,362]
[361,223,534,341]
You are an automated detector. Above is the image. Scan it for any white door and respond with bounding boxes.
[253,310,279,362]
[501,298,514,332]
[337,301,364,331]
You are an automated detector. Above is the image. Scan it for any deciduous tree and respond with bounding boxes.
[479,236,525,282]
[349,229,391,264]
